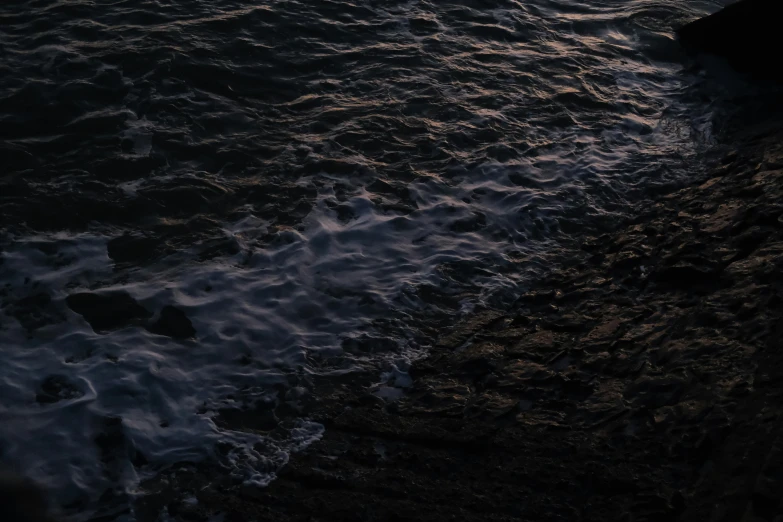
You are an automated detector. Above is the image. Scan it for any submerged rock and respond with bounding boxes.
[0,469,56,522]
[677,0,783,82]
[94,415,148,485]
[66,292,152,332]
[147,305,196,339]
[145,130,783,522]
[7,292,64,332]
[35,375,83,404]
[341,335,399,354]
[107,233,160,265]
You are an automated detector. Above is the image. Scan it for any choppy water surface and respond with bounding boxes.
[1,0,729,519]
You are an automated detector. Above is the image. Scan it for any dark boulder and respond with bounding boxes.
[147,305,196,339]
[107,233,161,265]
[8,292,64,332]
[677,0,783,82]
[35,375,83,404]
[66,292,151,332]
[0,469,56,522]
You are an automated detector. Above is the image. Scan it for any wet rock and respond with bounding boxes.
[402,379,472,417]
[624,376,689,410]
[138,178,229,215]
[333,409,493,450]
[731,226,769,258]
[147,305,196,339]
[107,233,161,264]
[366,178,411,200]
[276,464,351,490]
[582,318,624,344]
[724,245,783,281]
[699,202,743,234]
[379,201,416,215]
[133,132,783,522]
[652,263,721,290]
[94,416,147,483]
[541,313,587,333]
[341,335,399,354]
[449,211,486,233]
[611,249,649,270]
[94,416,126,461]
[436,311,503,349]
[66,292,152,332]
[6,292,63,332]
[752,475,781,520]
[195,236,241,261]
[465,393,519,419]
[677,0,783,82]
[516,289,558,306]
[416,284,462,310]
[455,342,501,378]
[334,203,356,223]
[216,403,279,432]
[0,469,56,522]
[35,375,83,404]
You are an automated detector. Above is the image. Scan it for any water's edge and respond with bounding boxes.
[130,119,783,522]
[0,1,750,519]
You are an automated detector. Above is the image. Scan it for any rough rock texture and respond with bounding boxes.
[133,131,783,521]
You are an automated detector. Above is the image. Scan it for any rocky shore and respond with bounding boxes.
[127,117,783,522]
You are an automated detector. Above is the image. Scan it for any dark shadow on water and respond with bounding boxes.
[0,468,56,522]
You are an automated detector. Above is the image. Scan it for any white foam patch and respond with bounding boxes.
[0,234,329,514]
[0,177,532,512]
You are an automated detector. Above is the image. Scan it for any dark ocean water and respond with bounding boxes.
[0,0,730,519]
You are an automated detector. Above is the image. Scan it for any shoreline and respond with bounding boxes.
[133,121,783,520]
[6,2,783,521]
